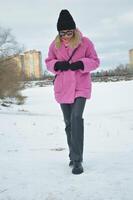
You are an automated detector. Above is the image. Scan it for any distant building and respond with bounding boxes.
[3,50,43,80]
[129,49,133,66]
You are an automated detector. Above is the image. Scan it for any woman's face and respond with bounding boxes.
[59,29,74,42]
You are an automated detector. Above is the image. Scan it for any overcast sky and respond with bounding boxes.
[0,0,133,70]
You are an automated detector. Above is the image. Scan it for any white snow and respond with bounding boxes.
[0,80,133,200]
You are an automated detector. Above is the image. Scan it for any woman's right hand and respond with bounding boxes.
[54,61,70,71]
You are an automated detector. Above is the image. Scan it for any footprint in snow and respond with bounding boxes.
[50,147,66,151]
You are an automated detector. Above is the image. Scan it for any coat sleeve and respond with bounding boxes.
[79,38,100,73]
[45,41,61,75]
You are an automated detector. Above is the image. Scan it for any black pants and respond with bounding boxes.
[60,97,86,162]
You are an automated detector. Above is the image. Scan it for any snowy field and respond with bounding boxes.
[0,80,133,200]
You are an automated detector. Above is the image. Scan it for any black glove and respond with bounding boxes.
[54,61,70,71]
[70,61,84,71]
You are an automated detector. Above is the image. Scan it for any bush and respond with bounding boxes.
[0,58,26,104]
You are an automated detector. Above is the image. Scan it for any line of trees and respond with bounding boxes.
[92,64,133,77]
[43,64,133,82]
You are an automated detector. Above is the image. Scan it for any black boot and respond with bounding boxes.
[72,161,84,174]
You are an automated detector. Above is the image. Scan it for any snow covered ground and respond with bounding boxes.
[0,80,133,200]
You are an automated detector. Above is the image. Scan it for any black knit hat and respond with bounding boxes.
[57,9,76,31]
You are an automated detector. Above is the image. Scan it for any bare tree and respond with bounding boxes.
[0,26,26,105]
[0,26,24,58]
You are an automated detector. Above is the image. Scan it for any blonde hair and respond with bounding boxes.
[54,29,81,49]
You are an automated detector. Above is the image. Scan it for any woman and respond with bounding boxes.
[45,9,100,175]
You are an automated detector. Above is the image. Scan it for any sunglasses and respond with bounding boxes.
[59,30,74,37]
